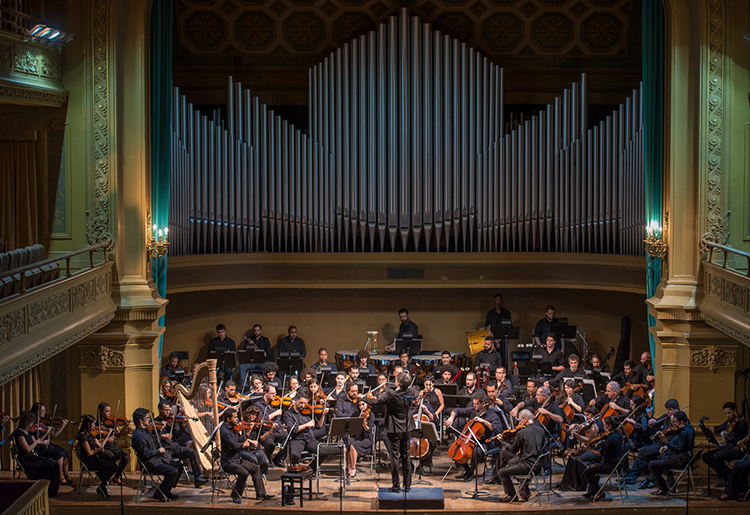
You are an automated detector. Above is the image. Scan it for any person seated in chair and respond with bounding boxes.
[159,352,186,381]
[76,414,119,498]
[582,416,624,501]
[262,362,282,390]
[648,411,694,496]
[219,408,275,503]
[130,407,183,502]
[154,402,208,488]
[355,349,376,375]
[311,347,338,373]
[702,401,748,487]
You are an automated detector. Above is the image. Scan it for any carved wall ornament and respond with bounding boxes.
[0,308,26,345]
[702,312,750,347]
[721,278,746,310]
[80,345,125,372]
[14,46,39,75]
[690,345,735,372]
[96,273,108,297]
[708,273,721,297]
[0,41,11,67]
[0,85,67,106]
[86,0,114,247]
[72,281,95,311]
[28,291,71,329]
[701,0,726,250]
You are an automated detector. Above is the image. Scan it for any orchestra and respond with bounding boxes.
[12,311,750,507]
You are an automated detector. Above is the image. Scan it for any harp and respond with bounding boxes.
[174,358,219,472]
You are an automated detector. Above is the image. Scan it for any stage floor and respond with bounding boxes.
[8,448,747,514]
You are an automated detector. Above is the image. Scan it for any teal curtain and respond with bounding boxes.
[643,0,664,368]
[150,0,173,357]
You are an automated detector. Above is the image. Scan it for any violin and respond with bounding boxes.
[270,395,282,408]
[30,423,53,435]
[486,423,526,443]
[101,416,130,428]
[300,403,312,416]
[145,421,166,432]
[233,421,258,432]
[652,425,682,442]
[39,416,76,428]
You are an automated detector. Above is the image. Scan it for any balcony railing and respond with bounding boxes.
[0,1,38,35]
[701,242,750,346]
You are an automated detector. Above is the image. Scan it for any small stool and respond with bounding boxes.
[280,468,314,507]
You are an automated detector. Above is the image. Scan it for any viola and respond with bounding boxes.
[448,416,487,464]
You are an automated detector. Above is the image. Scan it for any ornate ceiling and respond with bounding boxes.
[175,0,641,70]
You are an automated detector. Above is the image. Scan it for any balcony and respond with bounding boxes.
[0,244,115,385]
[701,242,750,347]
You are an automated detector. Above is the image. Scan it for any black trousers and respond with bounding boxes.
[649,455,688,492]
[627,442,661,479]
[495,452,532,498]
[166,441,204,479]
[583,461,617,494]
[102,440,130,478]
[259,427,287,462]
[146,459,182,496]
[386,432,411,489]
[84,456,119,485]
[724,459,750,499]
[703,446,746,480]
[222,458,266,498]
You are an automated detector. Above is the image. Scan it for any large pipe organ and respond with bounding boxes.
[170,9,645,255]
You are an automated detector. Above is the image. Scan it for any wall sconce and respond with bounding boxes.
[644,221,667,259]
[146,213,169,259]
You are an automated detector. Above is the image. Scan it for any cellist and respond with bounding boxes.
[443,392,502,483]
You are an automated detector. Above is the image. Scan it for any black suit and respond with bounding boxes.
[361,386,417,489]
[131,427,181,497]
[219,423,267,498]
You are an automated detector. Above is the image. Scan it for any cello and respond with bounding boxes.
[447,402,489,465]
[409,394,432,461]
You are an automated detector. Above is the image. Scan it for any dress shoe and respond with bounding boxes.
[498,495,514,503]
[152,493,169,503]
[257,494,275,500]
[638,479,654,490]
[194,477,209,488]
[456,471,468,479]
[403,487,411,492]
[582,491,595,499]
[516,493,529,502]
[484,477,501,485]
[594,492,606,502]
[718,493,733,501]
[463,475,475,482]
[388,486,401,493]
[165,492,179,500]
[715,478,727,488]
[620,477,636,485]
[231,495,242,504]
[96,485,111,498]
[651,489,668,496]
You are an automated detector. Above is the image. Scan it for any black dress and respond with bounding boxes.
[12,428,60,496]
[77,432,119,484]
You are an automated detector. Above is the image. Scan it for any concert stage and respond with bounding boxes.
[20,450,745,515]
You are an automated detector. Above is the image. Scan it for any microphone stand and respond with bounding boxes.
[536,419,563,498]
[201,422,223,502]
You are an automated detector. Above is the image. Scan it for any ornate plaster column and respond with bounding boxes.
[76,0,167,427]
[647,0,739,424]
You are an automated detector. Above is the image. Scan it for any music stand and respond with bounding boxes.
[443,394,472,409]
[223,351,237,375]
[699,416,720,496]
[238,349,265,365]
[365,375,379,389]
[328,417,365,494]
[394,338,423,357]
[552,318,577,351]
[279,352,304,380]
[410,420,439,485]
[538,362,553,378]
[494,321,519,370]
[208,350,223,368]
[435,383,458,396]
[581,378,598,403]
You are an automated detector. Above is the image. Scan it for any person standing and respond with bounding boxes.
[208,324,236,382]
[533,305,559,348]
[358,372,416,493]
[385,309,419,353]
[279,326,307,361]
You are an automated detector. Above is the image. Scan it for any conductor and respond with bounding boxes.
[358,372,416,493]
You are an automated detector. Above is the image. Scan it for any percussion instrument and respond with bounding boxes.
[465,326,492,357]
[335,350,359,372]
[411,355,441,381]
[370,355,399,375]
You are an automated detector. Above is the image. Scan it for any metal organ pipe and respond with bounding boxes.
[169,8,645,256]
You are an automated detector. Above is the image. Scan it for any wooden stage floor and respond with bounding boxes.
[11,449,747,515]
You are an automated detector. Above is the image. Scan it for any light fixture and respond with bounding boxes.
[146,213,170,259]
[23,24,75,48]
[644,221,667,259]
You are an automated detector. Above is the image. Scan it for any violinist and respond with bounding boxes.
[444,392,502,482]
[649,411,694,496]
[96,402,131,483]
[622,398,681,487]
[485,382,511,431]
[282,393,337,472]
[29,402,71,486]
[582,416,624,501]
[131,407,182,502]
[558,406,600,490]
[702,401,748,486]
[158,377,175,406]
[253,384,288,468]
[358,372,417,493]
[345,399,374,478]
[159,351,185,381]
[355,349,376,375]
[347,366,365,391]
[153,405,205,487]
[247,374,264,398]
[219,408,275,503]
[155,402,192,447]
[218,380,242,406]
[286,376,302,403]
[490,409,545,502]
[76,414,119,498]
[336,383,361,418]
[612,360,646,393]
[240,405,271,474]
[494,367,513,397]
[326,371,348,404]
[614,394,650,451]
[262,362,282,390]
[300,367,317,388]
[12,410,61,496]
[433,351,458,379]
